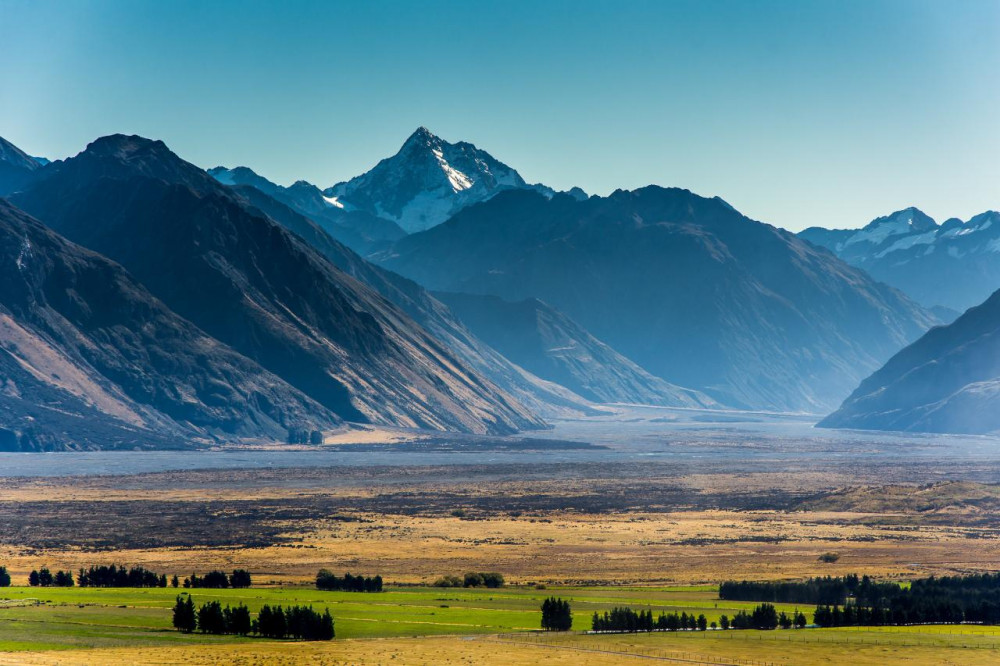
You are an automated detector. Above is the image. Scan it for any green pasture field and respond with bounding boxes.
[0,584,809,652]
[2,583,999,655]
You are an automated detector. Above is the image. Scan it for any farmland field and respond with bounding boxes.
[1,584,1000,664]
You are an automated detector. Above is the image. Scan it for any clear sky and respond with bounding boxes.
[1,0,997,231]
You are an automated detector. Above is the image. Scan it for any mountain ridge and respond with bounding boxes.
[377,185,938,412]
[799,207,1000,311]
[12,134,544,436]
[820,287,1000,434]
[324,127,569,233]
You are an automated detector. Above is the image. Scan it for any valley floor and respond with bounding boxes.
[1,409,999,663]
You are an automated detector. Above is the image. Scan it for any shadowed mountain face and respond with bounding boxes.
[0,199,340,451]
[209,166,406,254]
[799,207,1000,312]
[0,136,45,196]
[376,187,937,412]
[228,183,586,420]
[435,291,715,408]
[12,135,543,435]
[324,127,557,233]
[821,288,1000,435]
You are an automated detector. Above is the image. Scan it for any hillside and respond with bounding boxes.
[0,199,339,450]
[820,288,1000,434]
[11,135,544,435]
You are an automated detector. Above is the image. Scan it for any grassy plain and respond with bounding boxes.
[3,464,1000,663]
[2,584,1000,664]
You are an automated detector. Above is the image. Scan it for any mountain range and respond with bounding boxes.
[821,287,1000,434]
[2,126,995,443]
[376,187,938,412]
[7,135,547,444]
[799,207,1000,313]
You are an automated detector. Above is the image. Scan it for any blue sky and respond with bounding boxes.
[1,0,997,231]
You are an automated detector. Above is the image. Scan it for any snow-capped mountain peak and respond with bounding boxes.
[799,207,1000,311]
[324,127,551,233]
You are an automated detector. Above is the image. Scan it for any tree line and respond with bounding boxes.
[719,574,898,606]
[29,568,74,587]
[723,572,1000,627]
[182,570,252,589]
[0,566,9,587]
[315,570,382,592]
[16,565,251,590]
[812,572,1000,627]
[77,565,166,588]
[432,572,505,588]
[727,604,807,630]
[172,595,334,640]
[589,604,808,633]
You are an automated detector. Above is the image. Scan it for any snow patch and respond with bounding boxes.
[874,230,937,258]
[322,195,345,209]
[845,213,914,247]
[431,148,473,192]
[15,237,31,272]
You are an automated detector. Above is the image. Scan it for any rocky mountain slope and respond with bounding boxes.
[0,136,46,196]
[820,288,1000,434]
[230,183,592,419]
[11,135,543,435]
[209,166,405,254]
[435,291,714,407]
[377,187,937,412]
[0,199,340,450]
[799,207,1000,312]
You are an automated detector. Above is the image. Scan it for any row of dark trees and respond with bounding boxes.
[541,597,573,631]
[719,575,900,607]
[589,604,808,633]
[724,572,1000,627]
[592,608,707,632]
[0,566,9,587]
[29,568,74,587]
[172,596,334,640]
[15,566,251,589]
[432,572,505,588]
[727,604,807,630]
[182,570,252,589]
[78,565,165,588]
[286,429,323,444]
[315,570,382,592]
[813,585,1000,627]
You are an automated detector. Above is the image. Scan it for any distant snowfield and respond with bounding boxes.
[2,405,996,478]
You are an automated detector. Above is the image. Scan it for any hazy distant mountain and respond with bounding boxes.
[799,207,1000,312]
[324,127,565,233]
[435,291,715,407]
[821,288,1000,434]
[230,183,593,419]
[377,187,937,412]
[0,136,45,195]
[208,166,405,254]
[0,199,339,451]
[12,134,543,435]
